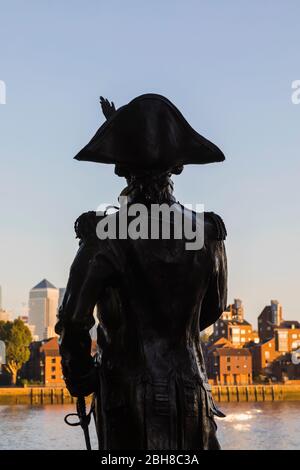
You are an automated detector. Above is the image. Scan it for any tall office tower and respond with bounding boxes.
[28,279,59,340]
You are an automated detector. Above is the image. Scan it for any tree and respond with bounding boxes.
[0,319,32,385]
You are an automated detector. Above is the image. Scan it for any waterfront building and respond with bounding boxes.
[213,318,258,346]
[274,322,300,352]
[271,352,300,381]
[22,337,98,386]
[250,337,281,378]
[207,346,252,385]
[251,320,300,380]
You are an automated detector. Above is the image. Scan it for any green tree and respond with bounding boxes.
[0,319,32,385]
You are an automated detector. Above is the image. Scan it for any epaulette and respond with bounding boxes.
[204,212,227,241]
[74,211,98,241]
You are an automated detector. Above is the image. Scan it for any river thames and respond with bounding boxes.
[0,401,299,450]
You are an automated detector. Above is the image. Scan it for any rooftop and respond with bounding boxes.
[32,279,56,290]
[279,321,300,329]
[214,348,251,356]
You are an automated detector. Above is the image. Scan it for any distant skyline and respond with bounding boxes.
[1,1,300,326]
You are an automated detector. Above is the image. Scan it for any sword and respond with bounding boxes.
[64,395,94,450]
[77,395,92,450]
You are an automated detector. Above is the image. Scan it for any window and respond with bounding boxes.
[241,329,245,334]
[51,366,55,372]
[292,334,297,339]
[227,357,230,362]
[227,366,231,371]
[51,375,56,380]
[265,351,270,359]
[222,330,225,334]
[236,365,239,369]
[241,337,245,342]
[269,343,272,347]
[51,358,56,363]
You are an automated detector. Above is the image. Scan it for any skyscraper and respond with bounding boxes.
[28,279,59,340]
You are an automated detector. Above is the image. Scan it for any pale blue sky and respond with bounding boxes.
[0,0,300,326]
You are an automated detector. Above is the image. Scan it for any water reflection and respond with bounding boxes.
[0,401,299,450]
[216,401,300,450]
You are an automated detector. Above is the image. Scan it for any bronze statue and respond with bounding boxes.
[55,94,227,450]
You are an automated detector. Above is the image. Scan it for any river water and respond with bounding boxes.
[0,401,299,450]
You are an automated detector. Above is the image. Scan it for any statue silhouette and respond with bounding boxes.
[56,94,227,450]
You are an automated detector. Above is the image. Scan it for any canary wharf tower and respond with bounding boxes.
[28,279,59,340]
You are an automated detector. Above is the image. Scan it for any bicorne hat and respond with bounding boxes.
[74,94,225,173]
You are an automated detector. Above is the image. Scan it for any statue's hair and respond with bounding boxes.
[119,168,181,205]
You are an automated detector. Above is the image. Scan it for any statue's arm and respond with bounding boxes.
[199,240,228,331]
[55,211,100,334]
[59,247,117,397]
[55,211,104,397]
[55,243,96,334]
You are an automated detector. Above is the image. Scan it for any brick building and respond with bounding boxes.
[213,319,258,346]
[250,337,281,377]
[274,322,300,352]
[22,337,97,386]
[207,346,252,385]
[251,320,300,380]
[271,353,300,381]
[21,337,64,386]
[40,337,64,386]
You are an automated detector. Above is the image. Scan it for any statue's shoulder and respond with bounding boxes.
[204,211,227,241]
[74,208,119,243]
[176,203,226,241]
[74,211,101,242]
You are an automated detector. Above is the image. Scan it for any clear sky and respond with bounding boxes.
[0,0,300,326]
